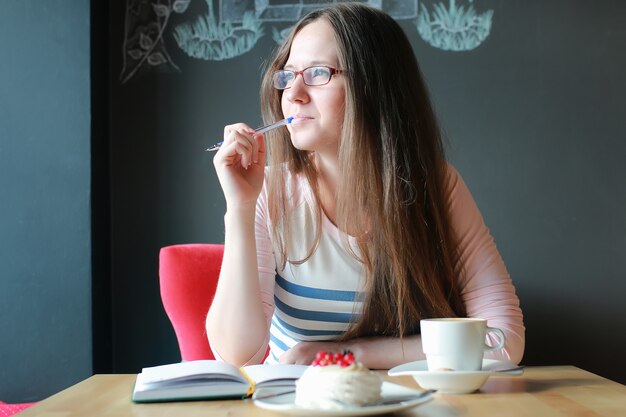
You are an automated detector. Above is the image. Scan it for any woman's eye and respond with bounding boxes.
[312,67,330,77]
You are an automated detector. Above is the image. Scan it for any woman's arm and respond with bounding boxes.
[446,165,525,364]
[278,336,425,369]
[206,207,271,366]
[205,125,271,366]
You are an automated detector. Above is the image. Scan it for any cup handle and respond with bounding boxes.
[484,327,505,352]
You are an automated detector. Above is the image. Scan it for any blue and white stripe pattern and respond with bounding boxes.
[262,208,367,363]
[266,273,364,363]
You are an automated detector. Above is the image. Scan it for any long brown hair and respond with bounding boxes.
[259,3,466,339]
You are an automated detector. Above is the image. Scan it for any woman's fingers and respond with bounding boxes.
[255,134,266,166]
[213,123,268,208]
[220,123,257,169]
[223,123,255,139]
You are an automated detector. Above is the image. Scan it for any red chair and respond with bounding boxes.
[159,244,224,361]
[0,401,36,416]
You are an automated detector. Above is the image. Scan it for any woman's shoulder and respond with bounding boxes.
[441,162,482,219]
[442,162,463,196]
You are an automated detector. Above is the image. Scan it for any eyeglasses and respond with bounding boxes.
[272,66,343,90]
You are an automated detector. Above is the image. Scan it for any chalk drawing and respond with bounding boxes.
[223,0,419,46]
[174,0,263,61]
[120,0,191,84]
[121,0,495,82]
[416,0,493,51]
[173,0,418,61]
[220,0,418,23]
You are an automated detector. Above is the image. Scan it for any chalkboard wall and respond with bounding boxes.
[107,0,626,383]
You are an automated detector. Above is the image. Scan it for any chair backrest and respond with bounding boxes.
[0,401,36,416]
[159,244,224,361]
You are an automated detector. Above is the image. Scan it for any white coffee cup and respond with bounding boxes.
[420,318,505,371]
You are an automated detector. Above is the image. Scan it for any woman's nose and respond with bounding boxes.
[284,75,310,104]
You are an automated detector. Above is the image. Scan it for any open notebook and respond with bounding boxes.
[132,360,307,403]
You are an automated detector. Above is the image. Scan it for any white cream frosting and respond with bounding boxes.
[294,363,383,410]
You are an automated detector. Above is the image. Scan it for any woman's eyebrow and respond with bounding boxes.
[283,60,336,70]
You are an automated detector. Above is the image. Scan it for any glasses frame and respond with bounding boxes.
[272,66,343,90]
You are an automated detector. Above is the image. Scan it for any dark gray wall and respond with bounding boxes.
[108,0,626,384]
[0,1,92,403]
[421,2,626,379]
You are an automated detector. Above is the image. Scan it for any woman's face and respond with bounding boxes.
[281,19,345,155]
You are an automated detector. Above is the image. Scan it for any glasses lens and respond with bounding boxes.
[273,70,296,89]
[303,66,332,86]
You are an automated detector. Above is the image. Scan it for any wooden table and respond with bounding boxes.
[17,366,626,417]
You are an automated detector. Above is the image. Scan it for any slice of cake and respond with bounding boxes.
[295,351,382,410]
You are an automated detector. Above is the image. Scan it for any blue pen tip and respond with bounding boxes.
[286,116,294,124]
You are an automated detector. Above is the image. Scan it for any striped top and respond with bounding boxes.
[240,164,525,365]
[255,169,367,364]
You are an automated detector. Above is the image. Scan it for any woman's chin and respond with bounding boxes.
[289,135,339,153]
[289,138,317,152]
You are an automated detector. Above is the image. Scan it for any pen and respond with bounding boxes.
[206,117,295,152]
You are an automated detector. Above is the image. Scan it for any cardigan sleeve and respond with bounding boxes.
[445,165,525,364]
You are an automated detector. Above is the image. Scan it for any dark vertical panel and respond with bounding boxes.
[91,0,113,373]
[0,1,92,402]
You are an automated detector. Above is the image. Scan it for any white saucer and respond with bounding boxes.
[388,359,523,394]
[253,381,433,416]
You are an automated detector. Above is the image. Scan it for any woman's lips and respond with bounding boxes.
[290,115,314,125]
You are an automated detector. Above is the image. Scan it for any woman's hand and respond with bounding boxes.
[213,123,266,209]
[279,341,352,366]
[279,336,424,369]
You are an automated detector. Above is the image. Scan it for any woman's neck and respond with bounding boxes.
[314,152,340,226]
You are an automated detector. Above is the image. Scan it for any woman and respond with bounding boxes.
[207,3,524,369]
